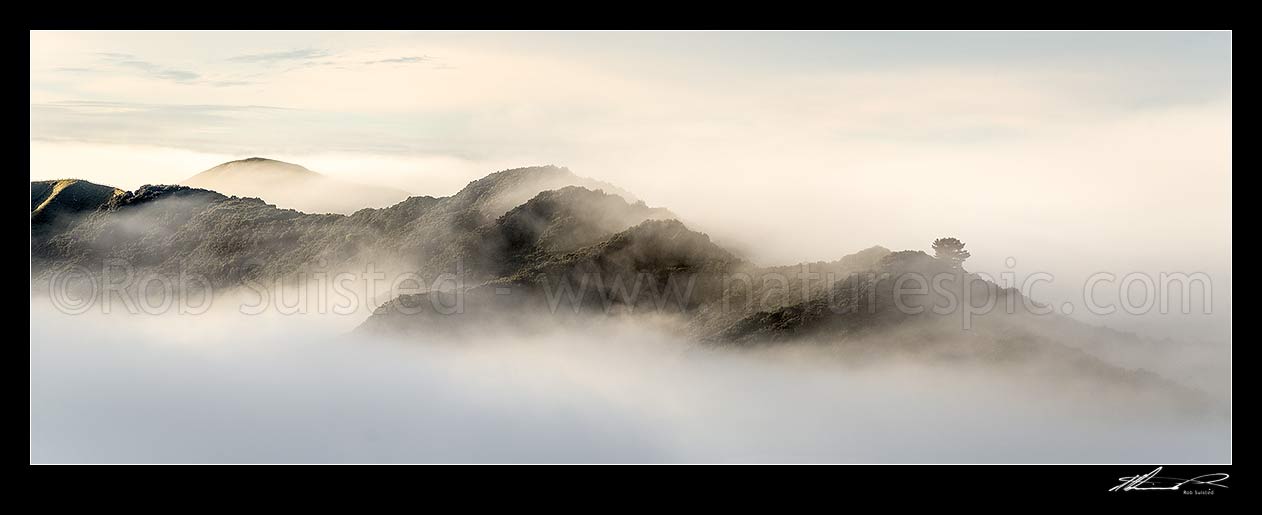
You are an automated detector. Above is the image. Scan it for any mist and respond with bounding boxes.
[29,305,1229,464]
[30,30,1231,465]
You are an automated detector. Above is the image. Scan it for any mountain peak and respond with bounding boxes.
[190,157,319,182]
[453,165,641,218]
[181,158,409,214]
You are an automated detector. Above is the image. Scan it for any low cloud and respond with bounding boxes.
[29,306,1230,464]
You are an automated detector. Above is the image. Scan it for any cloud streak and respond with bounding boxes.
[229,48,332,64]
[98,52,200,83]
[365,55,434,65]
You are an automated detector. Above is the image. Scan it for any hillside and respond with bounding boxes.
[29,164,1222,414]
[31,179,124,237]
[31,165,675,290]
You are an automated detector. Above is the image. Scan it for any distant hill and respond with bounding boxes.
[183,157,411,214]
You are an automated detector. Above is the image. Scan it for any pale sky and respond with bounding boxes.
[29,31,1232,341]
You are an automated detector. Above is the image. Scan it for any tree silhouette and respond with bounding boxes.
[932,237,971,270]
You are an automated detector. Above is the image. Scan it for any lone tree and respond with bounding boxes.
[932,237,971,270]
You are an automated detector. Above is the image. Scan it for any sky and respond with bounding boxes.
[28,31,1232,341]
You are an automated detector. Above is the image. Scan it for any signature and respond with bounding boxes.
[1110,467,1229,492]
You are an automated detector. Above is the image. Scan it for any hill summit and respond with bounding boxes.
[186,157,318,181]
[182,157,411,214]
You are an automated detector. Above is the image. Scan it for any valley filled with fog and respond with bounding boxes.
[29,160,1231,464]
[30,31,1230,464]
[29,306,1230,463]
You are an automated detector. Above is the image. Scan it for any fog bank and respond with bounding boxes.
[30,308,1229,464]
